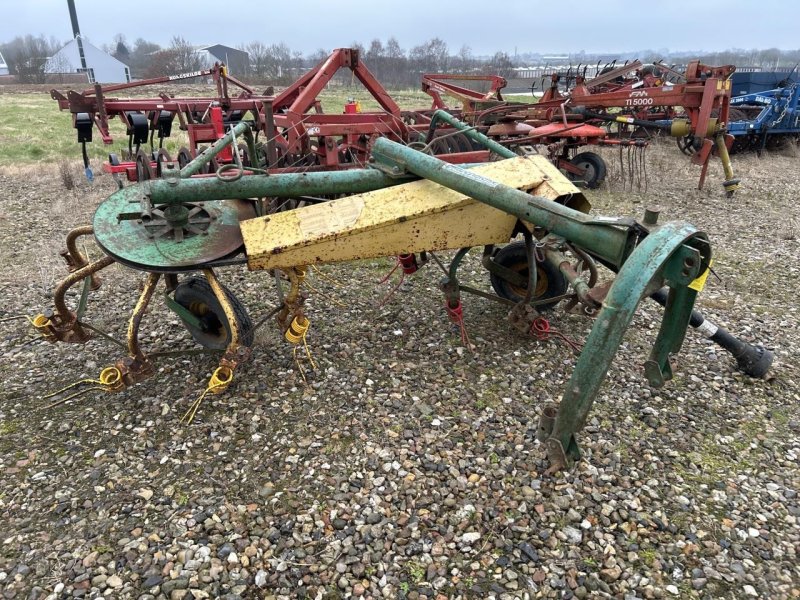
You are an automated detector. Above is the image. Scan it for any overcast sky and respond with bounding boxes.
[2,0,796,57]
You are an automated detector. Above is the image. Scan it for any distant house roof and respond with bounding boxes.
[194,44,249,74]
[45,38,130,83]
[0,50,8,76]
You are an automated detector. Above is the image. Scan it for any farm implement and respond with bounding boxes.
[425,61,741,195]
[727,82,800,153]
[51,48,491,186]
[32,113,772,471]
[50,63,272,183]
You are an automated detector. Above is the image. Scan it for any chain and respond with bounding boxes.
[769,85,793,128]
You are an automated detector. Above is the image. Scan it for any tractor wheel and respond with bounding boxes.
[173,277,254,350]
[489,242,568,310]
[566,152,606,189]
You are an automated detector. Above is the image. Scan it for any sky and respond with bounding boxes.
[1,0,796,57]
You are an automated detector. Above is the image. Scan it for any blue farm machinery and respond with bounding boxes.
[727,81,800,153]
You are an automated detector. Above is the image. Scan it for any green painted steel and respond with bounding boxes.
[95,162,415,270]
[86,117,715,473]
[92,194,252,271]
[370,137,636,268]
[163,292,204,330]
[544,222,710,467]
[428,110,517,159]
[145,169,414,205]
[180,121,252,177]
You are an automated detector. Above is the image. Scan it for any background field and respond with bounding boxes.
[0,86,435,167]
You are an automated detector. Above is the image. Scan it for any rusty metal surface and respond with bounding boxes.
[47,255,116,343]
[127,273,161,361]
[242,157,561,271]
[93,198,255,272]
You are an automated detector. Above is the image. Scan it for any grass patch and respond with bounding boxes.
[0,420,20,435]
[0,88,433,168]
[406,560,425,584]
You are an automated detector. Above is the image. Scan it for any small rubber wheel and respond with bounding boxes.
[489,242,568,310]
[173,277,254,350]
[566,152,606,189]
[177,147,192,169]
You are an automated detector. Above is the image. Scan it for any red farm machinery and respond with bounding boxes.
[51,49,495,188]
[422,61,740,195]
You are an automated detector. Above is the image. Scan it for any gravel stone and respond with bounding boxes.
[0,143,798,600]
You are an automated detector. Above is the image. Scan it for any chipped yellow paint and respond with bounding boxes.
[241,156,589,271]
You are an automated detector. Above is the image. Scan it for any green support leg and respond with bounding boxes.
[543,222,710,470]
[644,281,699,388]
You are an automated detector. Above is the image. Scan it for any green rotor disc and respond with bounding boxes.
[93,193,255,272]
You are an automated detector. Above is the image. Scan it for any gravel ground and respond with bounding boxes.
[0,141,798,600]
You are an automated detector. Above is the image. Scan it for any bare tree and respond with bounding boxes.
[113,34,130,64]
[264,42,293,83]
[143,49,180,78]
[366,39,386,80]
[410,38,448,76]
[307,48,329,64]
[488,51,514,79]
[127,38,161,78]
[170,36,203,72]
[243,41,269,78]
[457,45,473,74]
[1,34,62,83]
[385,37,406,87]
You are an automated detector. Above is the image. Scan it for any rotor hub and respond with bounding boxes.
[141,202,213,242]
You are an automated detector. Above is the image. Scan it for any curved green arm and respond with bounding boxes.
[544,222,710,469]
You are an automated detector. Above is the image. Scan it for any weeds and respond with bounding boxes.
[58,159,75,190]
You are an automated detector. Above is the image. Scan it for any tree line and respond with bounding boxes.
[1,33,798,86]
[0,34,515,85]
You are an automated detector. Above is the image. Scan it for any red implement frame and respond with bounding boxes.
[50,64,265,146]
[429,61,736,191]
[51,49,491,182]
[528,62,736,189]
[421,73,507,112]
[268,48,411,167]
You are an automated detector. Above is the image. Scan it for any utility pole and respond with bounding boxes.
[66,0,88,72]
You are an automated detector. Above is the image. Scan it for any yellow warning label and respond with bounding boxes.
[297,197,365,237]
[688,259,714,292]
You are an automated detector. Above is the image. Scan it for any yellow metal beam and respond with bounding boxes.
[241,156,588,271]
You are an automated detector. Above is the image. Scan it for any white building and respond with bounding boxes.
[45,38,130,83]
[0,51,8,76]
[194,44,249,75]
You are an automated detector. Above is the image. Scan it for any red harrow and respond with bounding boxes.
[423,61,740,195]
[51,49,494,185]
